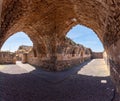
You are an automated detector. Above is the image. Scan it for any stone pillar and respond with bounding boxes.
[22,53,27,63]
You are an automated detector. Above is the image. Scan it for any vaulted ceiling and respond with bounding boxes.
[0,0,120,52]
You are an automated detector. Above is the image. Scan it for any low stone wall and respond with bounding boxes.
[55,57,91,71]
[27,49,92,71]
[25,38,92,71]
[92,52,103,59]
[0,51,15,64]
[27,56,91,71]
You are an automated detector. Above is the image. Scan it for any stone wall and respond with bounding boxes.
[0,51,15,64]
[27,38,92,71]
[107,39,120,100]
[1,0,120,100]
[16,45,32,61]
[103,51,109,66]
[92,52,103,59]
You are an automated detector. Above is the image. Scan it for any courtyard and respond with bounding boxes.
[0,59,114,101]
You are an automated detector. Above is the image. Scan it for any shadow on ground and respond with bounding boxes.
[0,60,115,101]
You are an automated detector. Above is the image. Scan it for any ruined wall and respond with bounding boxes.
[103,1,120,100]
[107,39,120,100]
[0,0,120,100]
[0,51,15,64]
[22,53,27,63]
[103,51,109,65]
[27,38,92,71]
[16,45,32,61]
[92,52,103,59]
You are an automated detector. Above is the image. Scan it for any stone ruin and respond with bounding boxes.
[0,51,15,64]
[0,0,120,100]
[15,45,32,61]
[26,37,93,71]
[0,37,103,71]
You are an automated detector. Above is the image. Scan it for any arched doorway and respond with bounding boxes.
[65,24,108,73]
[0,32,33,64]
[61,24,115,100]
[1,32,33,52]
[66,24,104,52]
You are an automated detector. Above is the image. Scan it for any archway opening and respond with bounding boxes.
[62,24,115,100]
[1,32,33,52]
[66,24,104,52]
[65,24,109,77]
[0,32,34,74]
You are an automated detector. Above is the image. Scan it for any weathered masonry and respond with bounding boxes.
[26,38,92,71]
[0,51,15,64]
[0,0,120,100]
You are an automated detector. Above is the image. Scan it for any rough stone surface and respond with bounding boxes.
[0,0,120,99]
[27,38,92,71]
[92,52,103,59]
[0,51,15,64]
[16,45,32,61]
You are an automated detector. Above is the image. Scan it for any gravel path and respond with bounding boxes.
[0,59,115,101]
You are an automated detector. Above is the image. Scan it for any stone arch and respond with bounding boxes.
[1,32,32,46]
[72,48,76,57]
[0,27,48,56]
[63,23,105,53]
[60,23,104,48]
[1,0,120,98]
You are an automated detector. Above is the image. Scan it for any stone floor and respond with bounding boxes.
[0,59,115,101]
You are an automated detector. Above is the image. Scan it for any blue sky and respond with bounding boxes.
[66,25,104,52]
[1,32,33,52]
[1,25,104,52]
